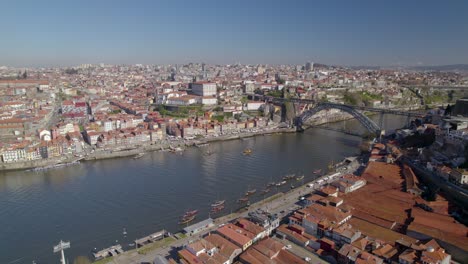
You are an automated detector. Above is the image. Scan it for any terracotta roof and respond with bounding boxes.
[216,224,253,247]
[349,218,417,245]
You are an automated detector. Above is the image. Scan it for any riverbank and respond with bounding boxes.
[0,155,80,172]
[0,127,296,171]
[93,155,359,264]
[84,127,296,161]
[0,104,422,172]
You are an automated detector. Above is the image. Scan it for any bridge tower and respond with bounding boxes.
[406,114,412,128]
[379,112,385,130]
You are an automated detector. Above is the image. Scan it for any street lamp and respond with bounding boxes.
[53,240,70,264]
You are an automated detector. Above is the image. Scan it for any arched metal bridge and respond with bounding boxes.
[249,94,423,135]
[295,102,381,134]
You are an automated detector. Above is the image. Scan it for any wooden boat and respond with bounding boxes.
[211,205,225,213]
[313,169,322,174]
[282,174,295,180]
[179,215,196,225]
[296,175,304,181]
[243,148,252,155]
[245,189,257,196]
[182,210,198,218]
[237,197,249,203]
[261,188,271,194]
[211,200,225,207]
[328,160,335,172]
[133,153,145,159]
[276,181,287,186]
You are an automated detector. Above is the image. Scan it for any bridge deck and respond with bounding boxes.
[250,94,423,117]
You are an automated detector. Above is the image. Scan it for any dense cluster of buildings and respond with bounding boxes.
[0,64,466,166]
[161,140,466,264]
[175,212,311,264]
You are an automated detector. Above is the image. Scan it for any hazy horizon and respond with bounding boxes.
[1,0,468,67]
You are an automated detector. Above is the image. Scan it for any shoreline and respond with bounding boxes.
[83,127,297,162]
[0,104,422,172]
[0,127,297,172]
[94,155,359,263]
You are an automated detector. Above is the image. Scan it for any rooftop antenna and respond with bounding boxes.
[53,240,70,264]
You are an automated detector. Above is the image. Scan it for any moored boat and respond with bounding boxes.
[261,188,270,194]
[282,174,295,181]
[313,169,322,174]
[245,189,256,196]
[133,153,145,159]
[28,160,80,172]
[237,197,249,203]
[296,175,304,181]
[267,182,276,187]
[276,181,287,186]
[179,215,196,225]
[183,210,198,218]
[211,200,225,207]
[211,205,225,213]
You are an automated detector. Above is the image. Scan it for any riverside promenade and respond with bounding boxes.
[85,127,296,161]
[93,157,359,264]
[0,127,296,172]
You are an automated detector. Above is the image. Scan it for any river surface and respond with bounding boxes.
[0,114,407,264]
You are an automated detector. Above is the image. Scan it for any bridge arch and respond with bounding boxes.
[296,103,381,135]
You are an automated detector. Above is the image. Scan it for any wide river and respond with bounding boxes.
[0,114,407,264]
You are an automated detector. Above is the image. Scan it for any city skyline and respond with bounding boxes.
[1,0,468,67]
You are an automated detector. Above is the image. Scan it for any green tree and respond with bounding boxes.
[267,90,283,98]
[343,90,358,105]
[211,115,224,122]
[158,105,167,117]
[240,96,248,105]
[22,71,27,79]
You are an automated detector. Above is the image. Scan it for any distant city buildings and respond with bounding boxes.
[191,82,217,96]
[0,63,467,171]
[305,61,314,71]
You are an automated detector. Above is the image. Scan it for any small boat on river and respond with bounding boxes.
[133,153,145,159]
[276,181,287,186]
[211,200,225,207]
[182,210,198,218]
[283,174,295,181]
[211,205,225,213]
[243,148,252,155]
[179,215,196,225]
[245,189,257,196]
[237,197,249,203]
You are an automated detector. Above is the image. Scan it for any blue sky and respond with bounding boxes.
[1,0,467,67]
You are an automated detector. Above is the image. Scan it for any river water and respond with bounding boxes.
[0,114,407,264]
